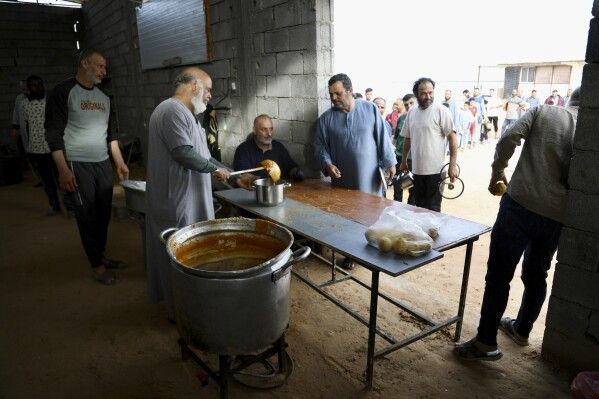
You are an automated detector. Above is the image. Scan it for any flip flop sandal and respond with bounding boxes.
[103,259,128,269]
[93,269,117,285]
[454,338,503,361]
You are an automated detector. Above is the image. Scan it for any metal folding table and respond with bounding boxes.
[215,180,491,387]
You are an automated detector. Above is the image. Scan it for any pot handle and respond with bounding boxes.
[159,227,179,244]
[272,246,311,282]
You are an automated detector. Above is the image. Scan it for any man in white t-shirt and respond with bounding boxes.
[484,89,501,138]
[399,77,458,212]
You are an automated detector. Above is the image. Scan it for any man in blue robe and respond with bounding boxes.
[314,73,396,197]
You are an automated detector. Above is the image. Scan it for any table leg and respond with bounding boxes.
[366,270,380,388]
[455,240,474,342]
[331,251,336,281]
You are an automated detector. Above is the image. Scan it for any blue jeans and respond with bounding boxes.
[476,194,562,347]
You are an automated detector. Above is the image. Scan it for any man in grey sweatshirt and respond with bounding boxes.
[454,88,581,361]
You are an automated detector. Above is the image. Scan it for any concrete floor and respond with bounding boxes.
[0,155,574,398]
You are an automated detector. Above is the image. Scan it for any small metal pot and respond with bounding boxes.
[253,178,291,206]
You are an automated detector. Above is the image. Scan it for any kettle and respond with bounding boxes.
[390,171,414,190]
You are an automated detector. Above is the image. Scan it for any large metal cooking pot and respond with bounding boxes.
[161,217,310,355]
[253,178,291,206]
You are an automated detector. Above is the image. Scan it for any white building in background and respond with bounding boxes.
[498,60,584,101]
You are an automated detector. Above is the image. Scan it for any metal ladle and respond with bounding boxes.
[229,159,282,183]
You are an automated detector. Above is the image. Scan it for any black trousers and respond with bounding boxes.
[69,159,114,268]
[27,153,60,211]
[413,173,442,212]
[488,116,499,133]
[476,195,562,346]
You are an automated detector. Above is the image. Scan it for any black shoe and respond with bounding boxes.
[454,338,503,361]
[340,258,354,270]
[102,258,128,269]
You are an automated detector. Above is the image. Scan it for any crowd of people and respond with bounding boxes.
[9,48,581,364]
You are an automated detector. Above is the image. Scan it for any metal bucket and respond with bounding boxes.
[161,217,310,354]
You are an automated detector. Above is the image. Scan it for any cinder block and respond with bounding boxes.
[253,33,264,56]
[276,51,303,74]
[557,227,599,273]
[259,0,288,9]
[213,39,238,60]
[574,107,599,152]
[319,21,332,48]
[222,115,243,135]
[271,118,292,141]
[290,120,314,144]
[542,328,599,371]
[264,29,289,53]
[219,128,244,148]
[255,55,276,76]
[586,18,599,63]
[284,141,306,165]
[551,263,599,309]
[564,189,599,233]
[205,59,231,79]
[290,75,315,98]
[568,150,599,195]
[303,99,319,120]
[255,76,266,97]
[545,296,592,338]
[274,2,301,29]
[252,8,274,33]
[278,97,304,120]
[266,75,291,97]
[288,23,316,51]
[302,51,316,74]
[211,20,235,42]
[256,97,278,118]
[581,64,599,108]
[317,49,333,74]
[300,0,317,24]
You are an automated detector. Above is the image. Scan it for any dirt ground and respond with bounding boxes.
[0,139,573,399]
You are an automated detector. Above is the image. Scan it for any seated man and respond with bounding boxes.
[233,114,304,181]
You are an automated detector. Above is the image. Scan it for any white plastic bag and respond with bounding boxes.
[364,207,434,257]
[396,209,442,238]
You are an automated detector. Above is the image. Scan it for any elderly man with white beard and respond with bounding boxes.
[145,67,233,321]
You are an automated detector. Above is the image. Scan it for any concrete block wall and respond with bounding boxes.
[542,4,599,372]
[0,3,81,151]
[79,0,333,174]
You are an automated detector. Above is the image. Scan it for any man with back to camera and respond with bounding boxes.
[454,88,580,361]
[484,89,501,138]
[45,49,129,286]
[233,114,304,181]
[399,77,458,212]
